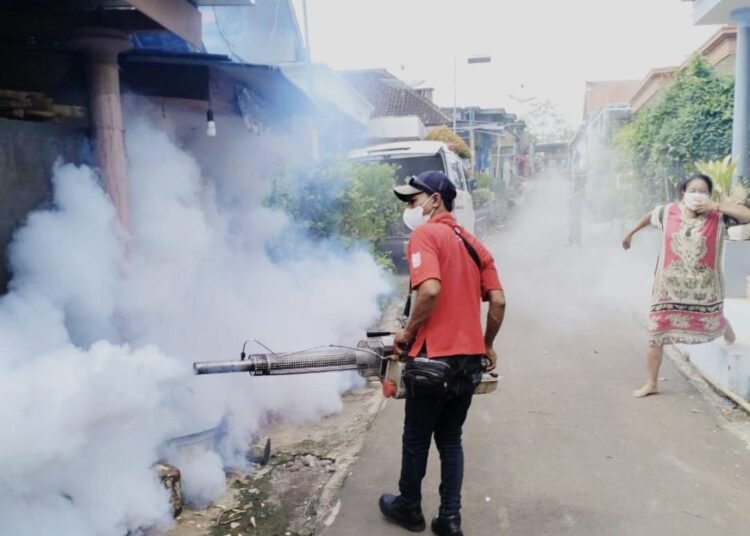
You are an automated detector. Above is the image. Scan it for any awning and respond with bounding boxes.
[120,50,315,118]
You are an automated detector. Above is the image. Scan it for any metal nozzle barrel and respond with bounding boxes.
[193,360,258,375]
[193,344,385,377]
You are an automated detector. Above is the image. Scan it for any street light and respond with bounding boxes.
[467,55,492,64]
[453,55,491,131]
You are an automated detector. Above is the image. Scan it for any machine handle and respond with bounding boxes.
[366,330,393,338]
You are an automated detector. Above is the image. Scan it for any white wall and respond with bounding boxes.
[679,299,750,400]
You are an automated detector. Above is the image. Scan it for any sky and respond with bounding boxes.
[291,0,723,125]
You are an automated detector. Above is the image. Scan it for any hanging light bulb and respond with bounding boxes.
[206,109,217,137]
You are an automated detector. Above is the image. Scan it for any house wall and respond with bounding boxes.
[630,30,736,115]
[630,73,675,114]
[702,29,737,75]
[0,119,89,291]
[124,95,313,199]
[714,54,737,76]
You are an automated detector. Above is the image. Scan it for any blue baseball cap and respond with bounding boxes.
[393,170,457,202]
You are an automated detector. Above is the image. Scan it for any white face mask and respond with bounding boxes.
[684,192,709,211]
[403,197,434,230]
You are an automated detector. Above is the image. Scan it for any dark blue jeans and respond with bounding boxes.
[398,355,483,517]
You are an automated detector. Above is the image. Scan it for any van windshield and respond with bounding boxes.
[355,154,444,183]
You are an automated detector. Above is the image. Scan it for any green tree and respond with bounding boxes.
[524,100,574,143]
[339,163,404,243]
[267,160,349,239]
[267,161,402,267]
[616,56,735,210]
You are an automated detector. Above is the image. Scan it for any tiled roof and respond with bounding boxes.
[340,69,451,126]
[583,80,641,120]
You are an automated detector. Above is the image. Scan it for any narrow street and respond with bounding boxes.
[324,172,750,536]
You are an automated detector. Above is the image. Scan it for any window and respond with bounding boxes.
[447,155,466,191]
[358,155,444,183]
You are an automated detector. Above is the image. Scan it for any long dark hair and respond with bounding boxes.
[678,173,714,195]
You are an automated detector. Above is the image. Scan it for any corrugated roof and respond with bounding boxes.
[340,69,450,127]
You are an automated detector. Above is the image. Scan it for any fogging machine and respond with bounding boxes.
[193,332,498,399]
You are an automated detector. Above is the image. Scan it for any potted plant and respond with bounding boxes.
[694,156,749,240]
[694,156,750,298]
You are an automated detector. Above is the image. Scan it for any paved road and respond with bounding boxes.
[324,173,750,536]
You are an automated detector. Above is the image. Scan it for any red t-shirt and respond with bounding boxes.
[406,212,503,358]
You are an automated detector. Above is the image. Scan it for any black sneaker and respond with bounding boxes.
[431,514,463,536]
[378,493,426,532]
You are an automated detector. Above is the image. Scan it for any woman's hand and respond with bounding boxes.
[623,212,653,248]
[707,198,750,224]
[694,198,720,215]
[622,233,633,250]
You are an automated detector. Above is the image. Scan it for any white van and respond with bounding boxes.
[348,140,476,268]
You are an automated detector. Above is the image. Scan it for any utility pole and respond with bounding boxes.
[453,56,457,131]
[301,0,319,160]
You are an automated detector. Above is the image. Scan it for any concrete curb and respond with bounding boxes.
[666,345,750,416]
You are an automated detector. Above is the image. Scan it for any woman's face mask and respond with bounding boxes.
[683,191,709,211]
[403,195,435,230]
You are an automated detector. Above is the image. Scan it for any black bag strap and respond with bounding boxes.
[448,225,482,271]
[403,224,482,318]
[403,285,413,317]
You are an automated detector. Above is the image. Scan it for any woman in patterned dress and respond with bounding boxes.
[622,174,750,398]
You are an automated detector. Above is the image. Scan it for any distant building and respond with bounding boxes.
[629,25,736,114]
[583,80,641,146]
[340,69,450,143]
[438,106,529,180]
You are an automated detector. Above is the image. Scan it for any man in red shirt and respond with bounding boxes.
[379,171,506,536]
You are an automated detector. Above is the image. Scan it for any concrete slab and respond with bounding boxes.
[679,298,750,400]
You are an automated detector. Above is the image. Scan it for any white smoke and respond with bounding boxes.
[0,117,391,534]
[0,341,186,535]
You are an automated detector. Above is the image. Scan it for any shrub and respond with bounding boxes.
[471,188,496,208]
[616,56,734,210]
[426,126,471,159]
[470,171,495,190]
[267,160,402,267]
[693,155,734,199]
[339,163,404,243]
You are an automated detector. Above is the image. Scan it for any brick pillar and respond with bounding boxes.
[71,28,131,230]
